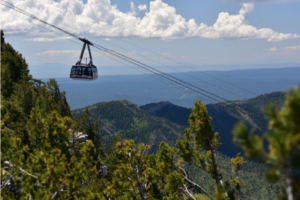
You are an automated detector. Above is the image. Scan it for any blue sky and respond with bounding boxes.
[1,0,300,78]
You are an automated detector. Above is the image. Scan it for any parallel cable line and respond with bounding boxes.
[92,43,265,119]
[92,42,266,123]
[93,37,251,101]
[116,37,259,96]
[1,0,267,123]
[94,44,267,123]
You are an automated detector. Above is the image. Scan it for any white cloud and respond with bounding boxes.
[138,4,147,11]
[130,1,136,15]
[238,3,254,15]
[36,50,80,56]
[267,47,277,51]
[282,45,300,51]
[1,0,299,41]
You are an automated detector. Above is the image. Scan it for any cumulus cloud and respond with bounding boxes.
[267,47,277,51]
[238,3,254,15]
[138,4,147,11]
[282,45,300,51]
[1,0,299,41]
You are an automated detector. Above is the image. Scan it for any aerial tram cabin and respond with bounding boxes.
[70,38,98,81]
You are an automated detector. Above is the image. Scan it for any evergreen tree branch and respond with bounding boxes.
[208,139,220,185]
[136,159,147,200]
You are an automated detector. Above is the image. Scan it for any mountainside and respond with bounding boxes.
[72,99,186,153]
[140,91,287,157]
[71,97,284,199]
[72,91,287,157]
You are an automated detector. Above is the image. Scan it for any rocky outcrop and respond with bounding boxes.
[74,131,88,143]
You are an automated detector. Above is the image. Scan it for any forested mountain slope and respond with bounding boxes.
[72,98,284,199]
[72,91,287,157]
[140,91,287,157]
[72,99,186,153]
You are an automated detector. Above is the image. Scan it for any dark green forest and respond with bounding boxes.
[1,30,300,200]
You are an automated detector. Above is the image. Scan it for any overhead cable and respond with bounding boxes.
[0,0,267,123]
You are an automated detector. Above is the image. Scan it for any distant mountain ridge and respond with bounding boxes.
[140,91,287,157]
[72,91,287,157]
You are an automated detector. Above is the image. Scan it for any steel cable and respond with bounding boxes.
[1,0,267,124]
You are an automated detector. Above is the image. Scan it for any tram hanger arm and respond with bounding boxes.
[76,38,94,65]
[77,42,87,65]
[79,38,94,46]
[87,44,93,65]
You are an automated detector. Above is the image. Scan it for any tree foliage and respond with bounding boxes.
[233,85,300,200]
[1,110,101,199]
[1,30,104,199]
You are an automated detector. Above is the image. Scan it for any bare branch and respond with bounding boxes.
[51,180,67,199]
[1,175,14,189]
[14,165,37,179]
[20,147,37,158]
[192,162,216,179]
[286,160,294,200]
[182,184,196,200]
[179,167,213,200]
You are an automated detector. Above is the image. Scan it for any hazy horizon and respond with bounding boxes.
[43,67,300,110]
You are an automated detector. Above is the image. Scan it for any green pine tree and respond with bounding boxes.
[1,108,103,199]
[233,85,300,200]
